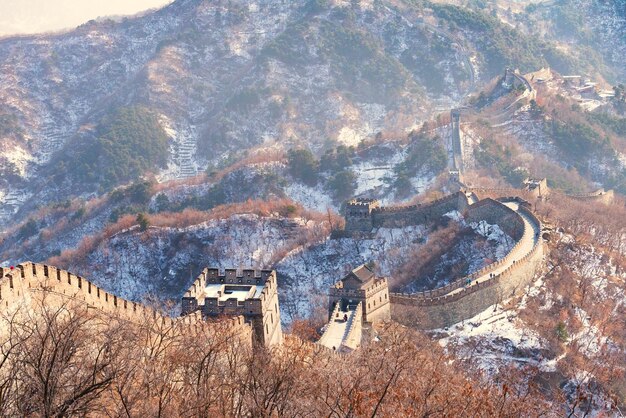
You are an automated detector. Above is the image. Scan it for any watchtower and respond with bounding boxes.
[328,264,390,324]
[344,198,380,233]
[523,178,549,198]
[182,268,283,348]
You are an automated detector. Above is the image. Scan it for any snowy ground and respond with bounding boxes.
[437,303,550,377]
[276,224,428,321]
[284,143,440,212]
[284,183,337,213]
[64,214,327,303]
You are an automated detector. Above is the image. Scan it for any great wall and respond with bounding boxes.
[340,189,545,331]
[319,66,616,346]
[0,261,254,347]
[0,185,611,354]
[0,182,548,354]
[0,66,617,356]
[450,68,615,205]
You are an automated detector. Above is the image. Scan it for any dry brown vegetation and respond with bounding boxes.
[535,195,626,255]
[47,199,337,269]
[501,194,626,412]
[154,148,286,193]
[392,222,462,290]
[464,119,591,192]
[0,298,555,417]
[1,148,288,261]
[514,236,626,413]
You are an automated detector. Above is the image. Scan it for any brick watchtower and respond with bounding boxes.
[182,268,283,348]
[344,198,380,233]
[328,264,390,324]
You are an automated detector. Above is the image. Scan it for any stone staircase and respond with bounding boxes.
[172,126,199,179]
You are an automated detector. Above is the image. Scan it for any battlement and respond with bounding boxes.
[344,193,474,231]
[0,262,159,321]
[344,198,381,233]
[389,199,545,329]
[566,189,615,204]
[346,198,380,209]
[182,266,283,348]
[342,192,470,235]
[0,262,256,350]
[0,263,247,335]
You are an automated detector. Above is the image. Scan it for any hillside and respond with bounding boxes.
[1,0,624,229]
[1,0,626,415]
[460,68,626,194]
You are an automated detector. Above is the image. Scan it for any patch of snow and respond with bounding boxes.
[1,145,35,177]
[438,304,550,375]
[469,220,515,260]
[337,127,363,147]
[284,183,336,213]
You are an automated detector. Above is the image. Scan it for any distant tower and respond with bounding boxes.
[344,198,380,233]
[523,178,549,198]
[182,268,283,348]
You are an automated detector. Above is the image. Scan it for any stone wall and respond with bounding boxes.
[390,205,544,329]
[343,302,363,351]
[340,192,473,235]
[371,192,469,229]
[363,278,390,323]
[465,198,525,240]
[0,262,254,346]
[566,189,615,205]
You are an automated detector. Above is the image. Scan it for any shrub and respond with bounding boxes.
[279,204,298,218]
[136,213,150,231]
[319,145,356,173]
[71,207,86,221]
[328,169,357,201]
[551,121,610,171]
[154,193,171,213]
[555,322,569,342]
[287,149,319,186]
[18,219,39,240]
[394,132,447,181]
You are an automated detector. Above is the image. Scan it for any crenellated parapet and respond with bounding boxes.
[566,189,615,205]
[342,302,363,350]
[182,267,283,348]
[390,198,545,329]
[342,192,472,235]
[337,191,546,329]
[0,262,159,321]
[0,262,255,348]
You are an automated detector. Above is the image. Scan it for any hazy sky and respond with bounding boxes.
[0,0,174,36]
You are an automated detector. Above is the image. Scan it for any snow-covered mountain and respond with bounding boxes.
[2,0,624,229]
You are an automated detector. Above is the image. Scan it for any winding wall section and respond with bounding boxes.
[390,198,544,329]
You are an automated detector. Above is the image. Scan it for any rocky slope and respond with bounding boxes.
[2,0,624,229]
[0,0,464,225]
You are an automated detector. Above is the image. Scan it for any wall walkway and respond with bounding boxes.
[317,302,362,353]
[390,198,544,329]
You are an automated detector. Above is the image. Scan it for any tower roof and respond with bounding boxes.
[342,264,376,289]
